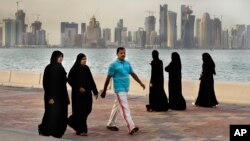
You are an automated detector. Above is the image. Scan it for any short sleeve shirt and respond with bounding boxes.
[108,59,134,93]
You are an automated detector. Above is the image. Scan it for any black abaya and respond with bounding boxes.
[38,63,69,138]
[67,64,98,134]
[165,54,186,110]
[147,59,169,112]
[195,63,218,107]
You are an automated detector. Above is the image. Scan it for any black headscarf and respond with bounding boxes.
[50,50,63,64]
[152,50,159,60]
[171,52,182,71]
[72,53,86,67]
[202,53,216,75]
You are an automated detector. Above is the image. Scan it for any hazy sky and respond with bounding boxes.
[1,0,250,45]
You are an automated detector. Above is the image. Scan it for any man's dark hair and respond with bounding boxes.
[117,47,125,54]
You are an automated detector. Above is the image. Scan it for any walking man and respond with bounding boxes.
[101,47,145,135]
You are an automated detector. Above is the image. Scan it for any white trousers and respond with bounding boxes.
[107,92,135,132]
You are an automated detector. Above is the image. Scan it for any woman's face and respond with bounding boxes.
[57,55,63,64]
[80,57,87,65]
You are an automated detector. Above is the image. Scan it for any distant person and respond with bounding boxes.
[146,50,169,112]
[165,52,186,110]
[100,47,145,135]
[67,53,98,136]
[38,50,69,138]
[194,53,219,108]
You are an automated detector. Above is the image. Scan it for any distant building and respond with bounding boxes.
[23,32,33,45]
[201,13,212,49]
[61,22,78,47]
[2,19,16,47]
[181,5,195,49]
[149,31,158,46]
[145,15,156,45]
[34,29,46,45]
[167,11,177,49]
[159,4,168,48]
[15,10,26,45]
[246,25,250,49]
[121,27,128,47]
[195,19,201,48]
[86,16,102,47]
[211,18,222,49]
[103,28,111,46]
[230,25,245,49]
[222,30,229,49]
[230,27,237,49]
[81,23,86,34]
[115,19,124,46]
[135,28,146,48]
[128,31,132,42]
[0,24,2,47]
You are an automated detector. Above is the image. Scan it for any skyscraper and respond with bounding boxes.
[201,13,212,49]
[0,24,2,47]
[181,5,195,49]
[30,20,47,46]
[135,28,146,48]
[128,31,132,42]
[115,19,123,46]
[81,23,86,34]
[159,4,168,48]
[211,18,222,49]
[145,15,156,46]
[222,30,229,49]
[195,19,201,48]
[86,16,102,47]
[2,19,16,47]
[167,11,177,49]
[121,27,128,47]
[103,28,111,45]
[15,10,26,45]
[235,24,245,49]
[61,22,78,47]
[246,25,250,49]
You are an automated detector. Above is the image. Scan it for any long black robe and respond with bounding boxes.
[147,59,169,112]
[67,65,98,134]
[195,63,218,107]
[165,61,186,110]
[38,63,69,138]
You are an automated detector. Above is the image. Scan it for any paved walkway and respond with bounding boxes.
[0,86,250,141]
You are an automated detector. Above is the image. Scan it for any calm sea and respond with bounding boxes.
[0,48,250,82]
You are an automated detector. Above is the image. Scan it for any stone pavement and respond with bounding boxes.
[0,86,250,141]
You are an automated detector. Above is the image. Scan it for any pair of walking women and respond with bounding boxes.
[146,50,218,112]
[38,51,98,138]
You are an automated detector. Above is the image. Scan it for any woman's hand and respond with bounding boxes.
[80,87,86,93]
[48,99,55,105]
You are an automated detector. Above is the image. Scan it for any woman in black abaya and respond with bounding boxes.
[38,50,69,138]
[67,53,98,136]
[146,50,169,112]
[165,52,186,110]
[194,53,218,108]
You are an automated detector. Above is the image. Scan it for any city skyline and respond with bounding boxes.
[1,0,250,45]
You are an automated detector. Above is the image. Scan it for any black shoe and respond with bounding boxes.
[106,126,119,131]
[129,127,139,135]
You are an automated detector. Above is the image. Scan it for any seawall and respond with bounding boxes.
[0,70,249,105]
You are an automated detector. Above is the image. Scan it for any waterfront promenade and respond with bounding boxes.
[0,85,250,141]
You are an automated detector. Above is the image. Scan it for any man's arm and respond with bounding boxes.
[131,72,145,89]
[101,76,112,98]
